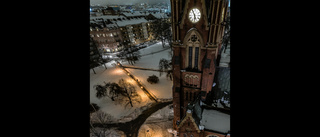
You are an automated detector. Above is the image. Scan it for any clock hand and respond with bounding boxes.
[192,10,196,21]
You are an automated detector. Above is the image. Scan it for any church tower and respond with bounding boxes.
[170,0,229,131]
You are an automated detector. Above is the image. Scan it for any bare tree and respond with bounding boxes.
[94,79,141,108]
[90,108,113,137]
[94,82,122,101]
[118,79,142,108]
[158,58,173,80]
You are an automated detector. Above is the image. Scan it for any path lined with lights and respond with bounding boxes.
[117,62,158,102]
[121,65,167,72]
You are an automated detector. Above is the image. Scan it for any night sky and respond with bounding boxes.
[90,0,170,6]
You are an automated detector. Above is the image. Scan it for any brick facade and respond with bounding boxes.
[171,0,229,136]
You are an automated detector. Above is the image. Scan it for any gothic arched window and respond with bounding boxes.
[185,30,201,70]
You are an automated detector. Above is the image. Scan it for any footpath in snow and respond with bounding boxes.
[90,42,173,121]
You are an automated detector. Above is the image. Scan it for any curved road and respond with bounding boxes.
[91,101,172,137]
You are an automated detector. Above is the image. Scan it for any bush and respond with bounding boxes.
[147,75,159,84]
[90,103,100,113]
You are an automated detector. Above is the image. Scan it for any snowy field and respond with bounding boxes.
[126,68,173,99]
[90,42,173,120]
[138,104,174,137]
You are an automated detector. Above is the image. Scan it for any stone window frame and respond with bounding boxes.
[184,29,203,70]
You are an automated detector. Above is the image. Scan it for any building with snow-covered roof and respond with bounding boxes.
[90,15,125,21]
[122,12,148,18]
[176,97,230,137]
[90,20,123,53]
[116,17,153,47]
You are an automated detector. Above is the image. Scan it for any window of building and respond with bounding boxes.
[186,92,188,100]
[186,31,201,70]
[194,47,199,69]
[188,47,192,68]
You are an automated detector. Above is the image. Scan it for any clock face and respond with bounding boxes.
[189,8,201,23]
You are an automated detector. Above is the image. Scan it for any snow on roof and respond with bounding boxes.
[151,13,168,19]
[217,67,230,92]
[90,15,125,20]
[201,109,230,133]
[106,24,118,28]
[115,18,149,27]
[123,12,147,17]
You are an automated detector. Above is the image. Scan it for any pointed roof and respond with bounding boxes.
[177,96,203,133]
[177,108,202,133]
[178,95,230,134]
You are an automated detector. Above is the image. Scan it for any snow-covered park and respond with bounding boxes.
[90,42,173,121]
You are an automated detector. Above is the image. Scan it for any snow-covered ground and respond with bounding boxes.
[90,42,173,120]
[138,104,174,137]
[126,68,173,99]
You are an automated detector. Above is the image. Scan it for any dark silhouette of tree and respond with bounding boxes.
[147,75,159,84]
[90,110,113,137]
[154,18,171,48]
[90,103,100,113]
[221,15,230,53]
[90,37,107,74]
[104,82,122,101]
[118,79,141,108]
[158,58,173,80]
[94,85,108,99]
[93,79,141,108]
[116,46,141,65]
[94,81,123,101]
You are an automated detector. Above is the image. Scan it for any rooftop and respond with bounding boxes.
[115,18,148,27]
[90,15,125,21]
[150,13,168,19]
[123,12,148,17]
[201,109,230,133]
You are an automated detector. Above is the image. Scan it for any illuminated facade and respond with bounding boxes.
[171,0,230,137]
[90,23,123,53]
